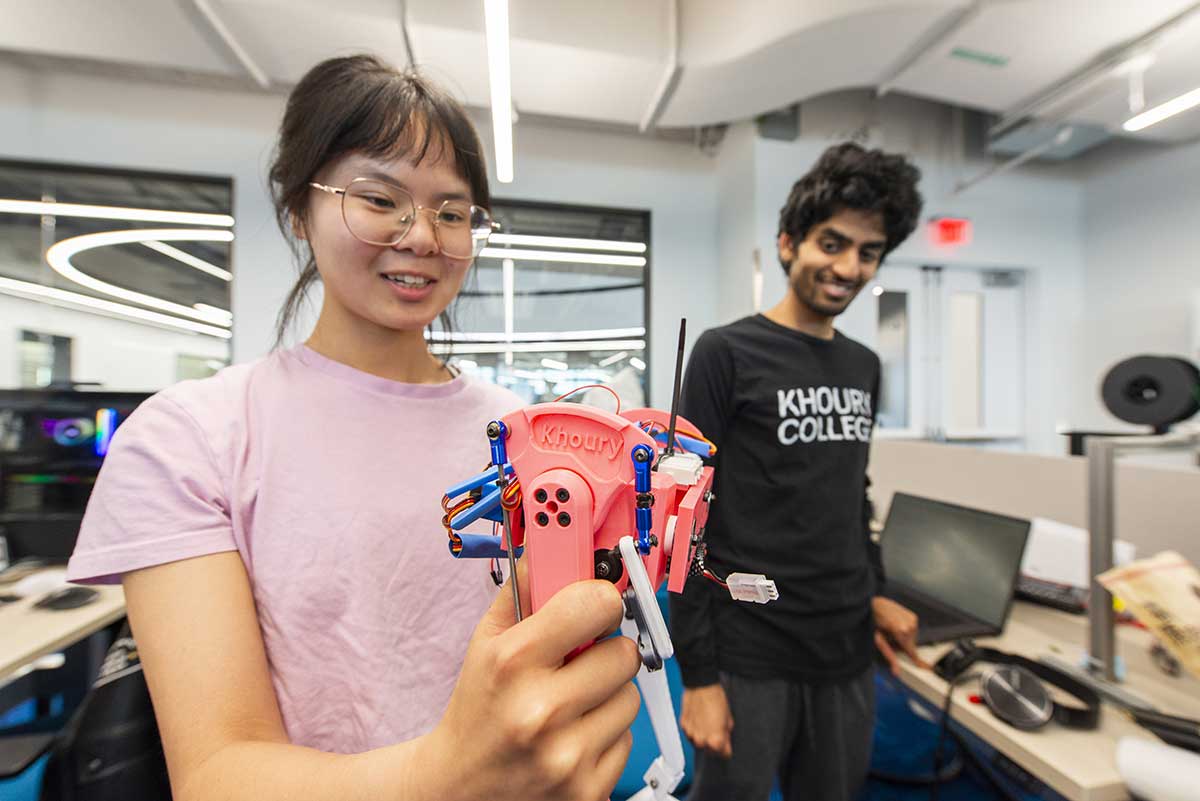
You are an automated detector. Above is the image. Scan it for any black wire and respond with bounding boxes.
[869,756,963,786]
[930,671,975,801]
[948,729,1025,801]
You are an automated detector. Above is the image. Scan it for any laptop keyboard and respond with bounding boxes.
[890,594,964,630]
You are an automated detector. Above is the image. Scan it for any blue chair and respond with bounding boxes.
[0,624,169,801]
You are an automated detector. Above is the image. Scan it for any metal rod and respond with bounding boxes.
[876,1,984,97]
[639,0,681,132]
[1085,428,1200,682]
[190,0,271,89]
[953,126,1073,196]
[1086,436,1117,682]
[663,318,687,459]
[990,1,1200,137]
[499,498,522,622]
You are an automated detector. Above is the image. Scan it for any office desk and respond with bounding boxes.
[899,601,1200,801]
[0,585,126,680]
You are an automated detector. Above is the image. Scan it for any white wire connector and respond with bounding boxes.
[657,452,703,485]
[726,573,779,604]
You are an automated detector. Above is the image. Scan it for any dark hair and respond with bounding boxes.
[777,142,923,273]
[268,54,490,345]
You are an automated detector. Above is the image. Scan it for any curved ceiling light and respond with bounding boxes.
[45,228,235,327]
[142,240,232,281]
[0,199,234,227]
[0,275,231,339]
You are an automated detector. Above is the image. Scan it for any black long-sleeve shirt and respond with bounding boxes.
[669,314,884,686]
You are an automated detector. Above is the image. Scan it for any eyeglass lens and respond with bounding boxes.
[340,179,492,258]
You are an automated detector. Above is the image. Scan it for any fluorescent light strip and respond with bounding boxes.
[598,351,628,367]
[0,275,232,339]
[429,339,645,355]
[629,357,647,371]
[0,199,234,227]
[427,326,645,342]
[46,229,235,326]
[1124,85,1200,131]
[502,257,515,366]
[479,247,646,267]
[142,240,232,282]
[541,357,569,370]
[484,0,514,183]
[489,233,647,254]
[194,303,233,323]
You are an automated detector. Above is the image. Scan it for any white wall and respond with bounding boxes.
[0,293,229,390]
[1078,139,1200,429]
[714,122,758,324]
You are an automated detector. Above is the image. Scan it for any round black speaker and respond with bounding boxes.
[1100,355,1200,427]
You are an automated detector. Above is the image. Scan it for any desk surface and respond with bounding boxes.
[0,583,126,679]
[900,601,1200,801]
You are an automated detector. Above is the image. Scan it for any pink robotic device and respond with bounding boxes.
[440,322,777,801]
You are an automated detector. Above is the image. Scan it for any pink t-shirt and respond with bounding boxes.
[67,345,523,753]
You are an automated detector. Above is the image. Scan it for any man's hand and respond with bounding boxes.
[872,596,932,677]
[679,684,733,758]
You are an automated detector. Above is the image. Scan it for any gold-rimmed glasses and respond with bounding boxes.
[309,177,497,259]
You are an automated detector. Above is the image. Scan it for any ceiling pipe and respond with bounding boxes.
[952,126,1074,196]
[876,0,986,97]
[189,0,270,89]
[639,0,682,132]
[990,0,1200,138]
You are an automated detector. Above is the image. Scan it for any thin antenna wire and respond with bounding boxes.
[664,318,687,459]
[398,0,416,68]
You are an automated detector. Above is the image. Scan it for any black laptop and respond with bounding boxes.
[881,493,1031,645]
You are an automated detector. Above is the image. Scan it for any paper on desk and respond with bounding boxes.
[1098,551,1200,680]
[1022,517,1136,589]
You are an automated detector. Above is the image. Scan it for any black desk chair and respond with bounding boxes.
[0,622,171,800]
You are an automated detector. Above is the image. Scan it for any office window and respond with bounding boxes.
[0,159,232,391]
[438,200,650,406]
[18,330,72,388]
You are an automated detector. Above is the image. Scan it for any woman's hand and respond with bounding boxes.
[426,564,642,801]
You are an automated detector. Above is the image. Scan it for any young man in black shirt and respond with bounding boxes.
[671,142,927,800]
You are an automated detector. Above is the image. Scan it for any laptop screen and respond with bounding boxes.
[881,493,1031,629]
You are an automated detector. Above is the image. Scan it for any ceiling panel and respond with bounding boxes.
[1,0,1198,144]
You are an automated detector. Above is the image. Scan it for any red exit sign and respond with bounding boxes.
[928,216,972,247]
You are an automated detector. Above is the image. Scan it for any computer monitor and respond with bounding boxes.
[0,389,150,559]
[882,493,1031,631]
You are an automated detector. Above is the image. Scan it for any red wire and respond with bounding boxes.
[553,384,621,414]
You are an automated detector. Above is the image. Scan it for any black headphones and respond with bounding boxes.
[934,640,1101,731]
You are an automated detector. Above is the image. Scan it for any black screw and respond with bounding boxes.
[535,512,550,526]
[555,488,570,502]
[557,512,572,527]
[649,535,659,547]
[634,448,651,463]
[486,422,502,439]
[534,488,548,503]
[594,549,623,583]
